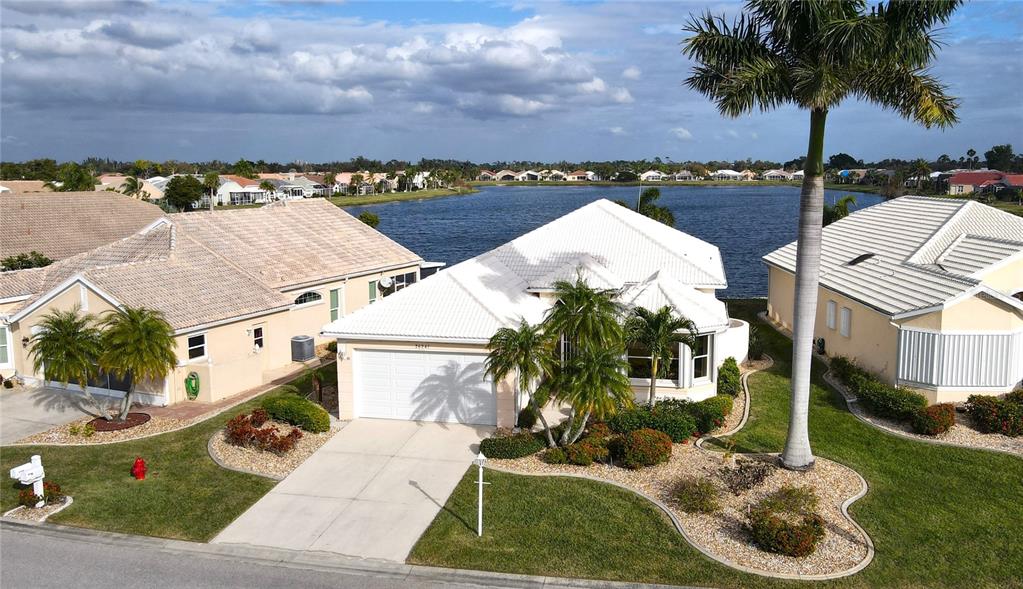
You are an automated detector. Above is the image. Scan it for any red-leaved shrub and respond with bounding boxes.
[609,428,672,469]
[225,411,303,455]
[911,403,956,435]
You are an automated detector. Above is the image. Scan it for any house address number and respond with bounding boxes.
[414,343,430,349]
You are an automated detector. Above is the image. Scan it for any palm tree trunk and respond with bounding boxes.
[118,383,135,421]
[648,356,658,406]
[559,407,575,446]
[780,108,826,471]
[567,411,591,445]
[530,397,557,447]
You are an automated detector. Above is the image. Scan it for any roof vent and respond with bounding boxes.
[847,253,875,266]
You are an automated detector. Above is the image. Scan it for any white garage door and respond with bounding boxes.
[355,349,497,425]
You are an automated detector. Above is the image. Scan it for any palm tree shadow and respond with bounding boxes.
[27,385,113,418]
[408,480,475,533]
[409,361,494,427]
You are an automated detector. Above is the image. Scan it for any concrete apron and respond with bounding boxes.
[213,419,492,562]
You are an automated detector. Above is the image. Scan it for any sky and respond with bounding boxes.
[1,0,1020,164]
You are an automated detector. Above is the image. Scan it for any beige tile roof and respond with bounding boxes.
[1,192,166,261]
[171,199,421,289]
[0,181,52,193]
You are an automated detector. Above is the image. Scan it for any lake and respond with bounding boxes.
[345,185,882,298]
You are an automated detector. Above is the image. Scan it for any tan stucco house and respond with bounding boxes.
[764,196,1023,404]
[0,199,422,407]
[322,199,750,428]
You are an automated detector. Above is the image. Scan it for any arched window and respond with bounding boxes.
[294,291,322,305]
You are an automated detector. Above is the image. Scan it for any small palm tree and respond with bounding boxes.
[554,347,633,445]
[485,320,558,447]
[259,180,276,201]
[625,306,697,406]
[203,172,220,207]
[323,172,336,196]
[97,307,177,421]
[683,0,960,470]
[823,195,857,226]
[27,308,110,418]
[121,176,143,198]
[544,277,623,354]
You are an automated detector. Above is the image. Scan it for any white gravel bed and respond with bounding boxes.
[493,447,870,578]
[17,416,193,446]
[2,496,73,522]
[825,372,1023,457]
[209,420,340,479]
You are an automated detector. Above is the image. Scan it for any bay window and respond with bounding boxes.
[627,342,679,382]
[691,334,711,382]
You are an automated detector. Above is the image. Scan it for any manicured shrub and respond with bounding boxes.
[1005,389,1023,406]
[911,403,956,436]
[261,394,331,433]
[674,477,720,513]
[225,411,303,455]
[609,428,672,469]
[609,401,697,443]
[586,421,612,439]
[18,481,64,508]
[608,407,654,434]
[829,356,869,385]
[326,340,338,353]
[689,395,734,435]
[543,447,568,464]
[564,439,609,466]
[517,406,538,430]
[479,431,545,459]
[748,486,825,557]
[853,375,927,422]
[717,357,741,397]
[967,395,1023,437]
[718,458,774,495]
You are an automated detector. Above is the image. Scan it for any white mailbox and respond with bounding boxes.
[10,455,45,508]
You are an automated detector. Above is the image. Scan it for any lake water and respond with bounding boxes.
[345,185,882,298]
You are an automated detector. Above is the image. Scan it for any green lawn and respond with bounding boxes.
[330,187,477,207]
[411,300,1023,588]
[0,364,334,541]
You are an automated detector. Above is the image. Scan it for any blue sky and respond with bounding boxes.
[1,0,1020,164]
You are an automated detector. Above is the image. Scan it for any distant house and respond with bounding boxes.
[0,180,52,193]
[544,170,567,181]
[792,170,805,180]
[495,169,517,182]
[761,169,791,181]
[739,170,757,181]
[672,170,695,181]
[265,178,305,200]
[216,175,270,205]
[478,170,497,181]
[764,196,1023,403]
[98,174,165,200]
[566,170,590,181]
[515,170,540,182]
[712,169,743,180]
[640,170,666,182]
[947,170,1005,195]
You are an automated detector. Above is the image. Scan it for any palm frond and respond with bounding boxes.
[854,64,959,129]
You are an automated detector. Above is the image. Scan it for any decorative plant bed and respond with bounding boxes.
[209,420,341,480]
[491,447,871,579]
[89,412,152,432]
[2,496,74,523]
[17,416,192,445]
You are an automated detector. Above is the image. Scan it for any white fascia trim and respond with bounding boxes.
[970,248,1023,279]
[0,294,32,305]
[322,332,489,345]
[9,275,123,323]
[977,285,1023,312]
[278,260,424,293]
[174,306,290,336]
[899,325,1023,336]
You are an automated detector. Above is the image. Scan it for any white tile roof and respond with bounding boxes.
[324,199,728,343]
[763,196,1023,316]
[619,271,729,332]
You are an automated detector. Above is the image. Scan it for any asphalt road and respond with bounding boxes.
[0,524,494,589]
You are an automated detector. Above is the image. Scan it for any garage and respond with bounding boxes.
[354,349,497,425]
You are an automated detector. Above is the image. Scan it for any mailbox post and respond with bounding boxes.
[10,455,45,508]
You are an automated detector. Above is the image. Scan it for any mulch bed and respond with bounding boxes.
[89,412,152,431]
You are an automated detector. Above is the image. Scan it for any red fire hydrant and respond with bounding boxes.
[132,457,147,480]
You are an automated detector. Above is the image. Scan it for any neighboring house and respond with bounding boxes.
[1,192,165,262]
[764,196,1023,403]
[672,170,695,181]
[97,174,165,200]
[265,178,305,200]
[712,169,743,180]
[515,170,540,182]
[566,170,589,181]
[290,175,328,197]
[837,169,868,183]
[322,199,750,427]
[214,175,271,205]
[543,170,567,181]
[761,169,792,181]
[640,170,666,182]
[478,170,497,181]
[0,181,51,193]
[947,170,1005,195]
[495,169,517,182]
[791,170,805,180]
[0,199,424,407]
[739,170,757,181]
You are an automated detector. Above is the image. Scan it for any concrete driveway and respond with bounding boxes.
[213,419,491,562]
[0,385,102,444]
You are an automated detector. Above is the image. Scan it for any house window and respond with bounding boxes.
[252,326,264,349]
[0,326,9,366]
[392,272,417,292]
[826,300,836,330]
[187,334,206,360]
[627,342,679,382]
[369,281,378,304]
[692,335,711,381]
[840,307,852,337]
[294,291,322,305]
[329,288,341,321]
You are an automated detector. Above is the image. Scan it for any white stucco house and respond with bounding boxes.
[761,169,792,181]
[712,169,744,180]
[322,199,749,427]
[640,170,667,182]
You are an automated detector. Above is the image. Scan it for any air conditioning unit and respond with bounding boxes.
[291,335,315,362]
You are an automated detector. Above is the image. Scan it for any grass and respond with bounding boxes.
[410,299,1023,588]
[0,364,335,542]
[329,186,477,207]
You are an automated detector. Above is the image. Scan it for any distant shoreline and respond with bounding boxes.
[332,186,478,207]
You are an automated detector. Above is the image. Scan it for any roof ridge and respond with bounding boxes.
[905,198,972,264]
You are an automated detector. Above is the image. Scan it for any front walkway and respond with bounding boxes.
[0,385,100,444]
[213,419,491,562]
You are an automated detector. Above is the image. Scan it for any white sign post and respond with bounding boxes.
[10,455,45,508]
[474,451,489,537]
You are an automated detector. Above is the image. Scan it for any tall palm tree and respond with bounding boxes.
[823,195,856,226]
[683,0,960,469]
[259,180,276,201]
[98,307,177,421]
[27,308,110,419]
[625,306,697,406]
[202,172,220,208]
[555,346,633,445]
[911,159,932,189]
[323,172,337,196]
[485,320,558,447]
[966,148,976,169]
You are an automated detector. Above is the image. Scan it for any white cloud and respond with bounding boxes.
[726,129,739,138]
[750,131,759,140]
[622,66,641,80]
[671,127,693,140]
[608,126,627,135]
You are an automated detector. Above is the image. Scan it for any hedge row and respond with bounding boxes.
[967,393,1023,437]
[830,356,949,435]
[608,395,733,440]
[261,393,331,433]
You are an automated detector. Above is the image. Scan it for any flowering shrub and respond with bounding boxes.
[225,411,303,455]
[18,481,64,508]
[609,428,672,469]
[717,357,741,397]
[748,485,825,557]
[967,394,1023,437]
[911,403,956,436]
